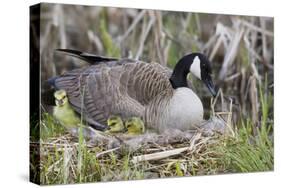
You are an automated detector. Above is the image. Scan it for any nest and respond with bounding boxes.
[33,115,232,181]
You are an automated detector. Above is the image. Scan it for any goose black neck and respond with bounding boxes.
[169,54,197,89]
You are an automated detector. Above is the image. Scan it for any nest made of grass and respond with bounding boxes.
[32,115,232,182]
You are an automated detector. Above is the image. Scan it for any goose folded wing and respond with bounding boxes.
[53,64,144,127]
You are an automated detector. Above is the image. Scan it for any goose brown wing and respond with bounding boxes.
[125,62,193,105]
[127,62,172,105]
[53,63,145,125]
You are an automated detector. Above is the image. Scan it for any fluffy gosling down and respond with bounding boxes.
[106,116,125,133]
[53,89,81,129]
[106,116,145,135]
[125,117,145,135]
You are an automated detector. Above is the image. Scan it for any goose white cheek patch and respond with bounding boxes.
[190,56,201,80]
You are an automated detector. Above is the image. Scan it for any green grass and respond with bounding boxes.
[99,18,121,58]
[208,79,273,173]
[40,112,65,140]
[212,119,273,173]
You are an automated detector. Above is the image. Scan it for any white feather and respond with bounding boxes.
[190,56,201,79]
[159,88,203,131]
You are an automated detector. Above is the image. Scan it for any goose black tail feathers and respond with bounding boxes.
[56,49,118,64]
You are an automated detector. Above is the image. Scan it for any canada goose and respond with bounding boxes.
[49,49,216,132]
[125,117,145,135]
[53,89,81,129]
[106,115,125,133]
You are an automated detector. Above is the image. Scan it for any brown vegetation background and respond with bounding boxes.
[39,3,274,125]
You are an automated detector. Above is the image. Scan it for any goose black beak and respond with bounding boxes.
[203,78,217,97]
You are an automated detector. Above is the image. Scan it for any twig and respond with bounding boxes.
[243,35,263,62]
[249,76,258,125]
[219,24,244,80]
[225,72,241,82]
[241,20,274,37]
[87,30,103,53]
[226,98,235,137]
[131,146,190,164]
[135,15,155,60]
[259,18,273,69]
[131,133,201,164]
[209,35,223,61]
[154,11,166,65]
[54,4,67,48]
[202,34,218,54]
[120,10,146,41]
[96,147,121,158]
[63,145,72,183]
[194,13,202,36]
[162,29,184,48]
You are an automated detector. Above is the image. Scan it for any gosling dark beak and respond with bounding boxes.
[105,126,111,131]
[56,99,64,106]
[203,78,217,97]
[123,127,128,133]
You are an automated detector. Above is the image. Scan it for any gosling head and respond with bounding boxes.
[106,115,125,133]
[125,117,145,135]
[54,89,68,107]
[169,53,217,97]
